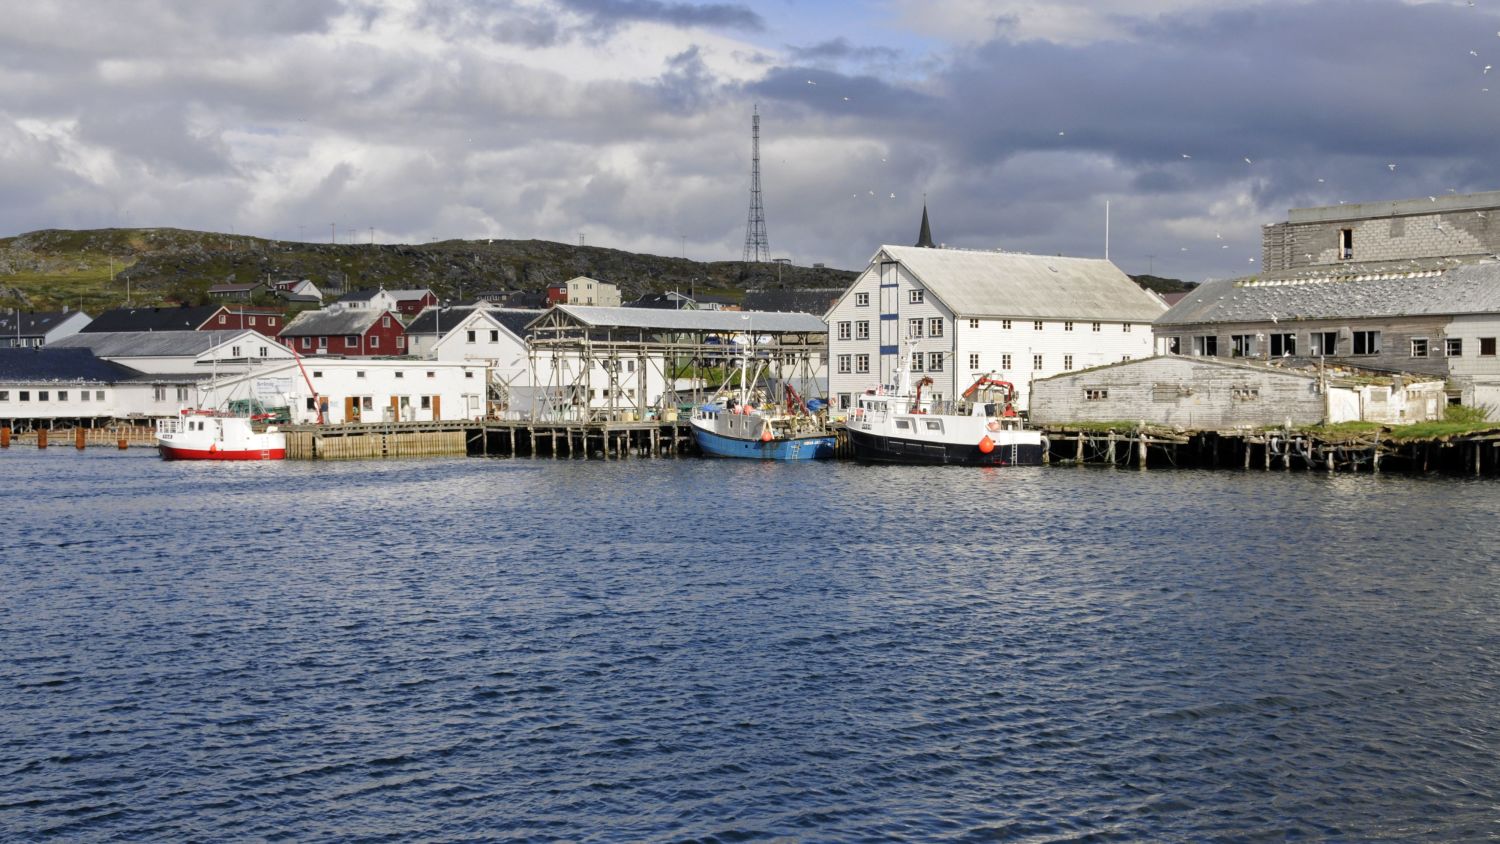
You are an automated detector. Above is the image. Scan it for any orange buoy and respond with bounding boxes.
[978,435,995,454]
[760,429,773,443]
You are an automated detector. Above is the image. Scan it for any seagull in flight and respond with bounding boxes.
[1181,153,1192,159]
[1244,157,1253,164]
[1388,163,1397,171]
[1486,65,1494,74]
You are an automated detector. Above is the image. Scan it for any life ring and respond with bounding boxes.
[986,420,1001,432]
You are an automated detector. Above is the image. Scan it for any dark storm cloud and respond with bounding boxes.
[556,0,763,33]
[787,37,900,65]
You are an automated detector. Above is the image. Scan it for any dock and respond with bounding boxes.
[280,419,701,460]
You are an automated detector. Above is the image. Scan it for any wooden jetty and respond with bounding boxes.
[280,418,700,460]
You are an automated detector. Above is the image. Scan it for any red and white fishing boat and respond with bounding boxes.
[155,411,286,461]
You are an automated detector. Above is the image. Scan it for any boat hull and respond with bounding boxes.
[848,428,1043,466]
[693,426,835,461]
[159,444,285,461]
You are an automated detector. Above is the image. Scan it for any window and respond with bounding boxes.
[909,289,924,304]
[627,360,636,372]
[1339,228,1353,260]
[301,337,312,349]
[1033,320,1044,331]
[176,387,189,401]
[1064,321,1073,331]
[58,390,68,401]
[345,335,359,346]
[218,314,227,325]
[1481,337,1496,356]
[79,391,87,402]
[1447,338,1463,357]
[969,353,980,370]
[312,370,323,378]
[927,352,944,372]
[1194,335,1218,356]
[924,419,943,432]
[1033,354,1043,370]
[1270,333,1296,356]
[929,318,944,337]
[356,370,366,379]
[152,387,165,401]
[1410,338,1429,358]
[908,318,923,338]
[837,321,851,341]
[395,371,405,378]
[370,336,380,349]
[427,371,436,379]
[318,336,328,349]
[96,391,104,401]
[838,393,851,410]
[1085,388,1108,400]
[1310,332,1337,355]
[306,397,318,411]
[1092,322,1101,332]
[1002,319,1012,330]
[466,330,476,343]
[855,321,870,340]
[397,337,406,349]
[1001,354,1012,370]
[248,316,257,326]
[1064,354,1074,370]
[420,396,431,409]
[382,316,391,328]
[1,390,10,401]
[1124,323,1132,333]
[837,355,851,374]
[855,354,870,373]
[855,292,869,307]
[969,319,979,329]
[490,330,499,342]
[911,353,923,372]
[1232,386,1260,401]
[894,419,911,430]
[231,345,242,357]
[362,397,374,411]
[259,346,268,357]
[1353,330,1381,355]
[465,371,474,379]
[1230,334,1254,357]
[37,390,48,401]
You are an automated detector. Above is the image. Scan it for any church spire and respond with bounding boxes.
[915,203,935,248]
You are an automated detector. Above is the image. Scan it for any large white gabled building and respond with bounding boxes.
[825,236,1167,413]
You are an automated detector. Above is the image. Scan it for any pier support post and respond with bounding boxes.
[1075,431,1084,464]
[75,428,86,450]
[37,428,47,449]
[1106,431,1116,465]
[1137,428,1147,470]
[1,426,9,448]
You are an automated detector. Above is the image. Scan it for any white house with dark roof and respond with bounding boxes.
[825,244,1166,412]
[0,310,92,348]
[1152,256,1500,413]
[50,330,295,375]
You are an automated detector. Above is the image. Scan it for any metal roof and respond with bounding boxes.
[1156,260,1500,326]
[541,305,827,333]
[0,310,89,337]
[741,288,844,315]
[0,348,142,382]
[406,307,477,336]
[877,246,1168,321]
[83,305,222,332]
[280,308,391,336]
[388,289,434,301]
[51,330,276,357]
[338,288,384,302]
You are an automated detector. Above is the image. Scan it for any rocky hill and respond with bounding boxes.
[0,228,857,311]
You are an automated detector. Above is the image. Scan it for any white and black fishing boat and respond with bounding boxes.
[846,345,1045,466]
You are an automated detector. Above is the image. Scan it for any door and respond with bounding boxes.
[431,395,441,420]
[390,396,400,422]
[344,396,357,423]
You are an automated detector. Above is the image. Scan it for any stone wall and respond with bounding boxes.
[1261,192,1500,272]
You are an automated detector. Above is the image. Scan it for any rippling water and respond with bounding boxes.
[2,449,1498,841]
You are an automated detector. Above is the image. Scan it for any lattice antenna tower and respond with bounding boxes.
[743,105,770,263]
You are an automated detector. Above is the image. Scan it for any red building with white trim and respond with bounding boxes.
[278,309,407,356]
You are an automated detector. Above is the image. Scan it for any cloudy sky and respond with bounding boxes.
[3,0,1499,281]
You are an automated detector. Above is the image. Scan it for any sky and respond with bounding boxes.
[3,0,1500,282]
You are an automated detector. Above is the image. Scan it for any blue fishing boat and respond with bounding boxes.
[689,352,835,461]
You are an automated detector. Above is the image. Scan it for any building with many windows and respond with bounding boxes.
[824,238,1165,412]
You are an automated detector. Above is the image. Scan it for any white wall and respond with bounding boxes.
[206,359,489,423]
[0,383,114,419]
[826,259,1155,413]
[1445,314,1500,417]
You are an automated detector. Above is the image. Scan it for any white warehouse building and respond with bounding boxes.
[825,231,1167,413]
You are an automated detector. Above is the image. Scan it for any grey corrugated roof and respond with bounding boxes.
[406,307,477,336]
[51,330,273,357]
[388,289,434,301]
[742,288,844,315]
[488,309,545,339]
[280,308,389,336]
[0,348,143,382]
[338,288,383,301]
[878,246,1168,321]
[1156,260,1500,326]
[83,305,222,332]
[544,305,827,333]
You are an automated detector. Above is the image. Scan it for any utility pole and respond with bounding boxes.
[330,222,336,244]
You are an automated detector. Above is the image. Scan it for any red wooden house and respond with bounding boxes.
[278,308,406,356]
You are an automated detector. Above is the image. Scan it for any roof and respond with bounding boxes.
[875,246,1168,322]
[742,288,843,315]
[388,289,434,302]
[52,330,275,357]
[83,305,222,333]
[406,306,477,336]
[543,305,826,333]
[1156,259,1500,326]
[338,288,385,302]
[488,309,545,339]
[207,282,263,293]
[0,348,142,383]
[280,308,393,336]
[0,310,89,337]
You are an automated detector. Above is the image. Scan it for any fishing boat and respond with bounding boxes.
[846,344,1045,466]
[690,348,835,461]
[155,411,286,461]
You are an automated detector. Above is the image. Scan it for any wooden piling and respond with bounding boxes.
[1137,427,1147,470]
[37,428,47,449]
[1,426,9,448]
[75,427,86,450]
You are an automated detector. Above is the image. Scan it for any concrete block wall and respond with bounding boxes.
[1262,193,1500,272]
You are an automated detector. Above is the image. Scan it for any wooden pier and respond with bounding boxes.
[280,419,700,460]
[1043,424,1500,476]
